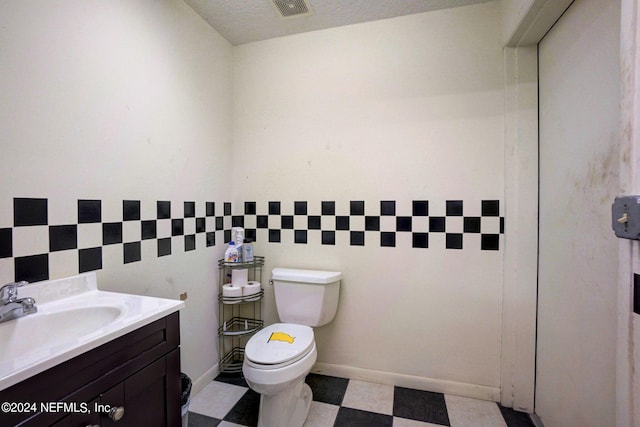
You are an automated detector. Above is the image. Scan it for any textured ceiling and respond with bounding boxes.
[184,0,493,46]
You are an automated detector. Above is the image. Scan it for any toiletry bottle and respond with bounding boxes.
[225,241,239,263]
[232,227,244,262]
[243,239,254,262]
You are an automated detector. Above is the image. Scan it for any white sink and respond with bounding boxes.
[0,306,123,364]
[0,273,184,390]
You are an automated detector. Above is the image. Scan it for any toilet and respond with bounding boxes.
[242,268,342,427]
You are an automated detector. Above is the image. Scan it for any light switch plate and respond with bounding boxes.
[612,196,640,240]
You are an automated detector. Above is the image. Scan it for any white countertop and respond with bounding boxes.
[0,272,184,391]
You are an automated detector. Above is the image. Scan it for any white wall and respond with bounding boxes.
[0,0,232,386]
[233,2,505,399]
[537,0,620,425]
[502,0,640,424]
[620,0,640,425]
[0,0,561,407]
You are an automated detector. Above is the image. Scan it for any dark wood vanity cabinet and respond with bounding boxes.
[0,312,181,427]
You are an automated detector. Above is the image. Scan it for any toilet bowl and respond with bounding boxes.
[242,268,342,427]
[243,323,317,427]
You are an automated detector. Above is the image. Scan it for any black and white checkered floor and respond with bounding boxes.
[187,373,534,427]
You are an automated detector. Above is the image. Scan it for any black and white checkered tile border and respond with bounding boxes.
[0,198,504,283]
[235,200,504,250]
[2,198,229,283]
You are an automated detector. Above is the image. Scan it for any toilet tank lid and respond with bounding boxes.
[272,268,342,284]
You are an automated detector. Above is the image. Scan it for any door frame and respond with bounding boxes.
[501,1,636,424]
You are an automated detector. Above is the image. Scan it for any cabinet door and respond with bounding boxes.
[49,398,100,427]
[49,415,74,427]
[99,382,125,427]
[100,357,167,427]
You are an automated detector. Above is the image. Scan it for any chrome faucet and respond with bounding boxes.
[0,281,37,323]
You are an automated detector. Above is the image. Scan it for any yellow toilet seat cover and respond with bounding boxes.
[245,323,314,366]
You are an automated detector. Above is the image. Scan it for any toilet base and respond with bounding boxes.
[257,379,313,427]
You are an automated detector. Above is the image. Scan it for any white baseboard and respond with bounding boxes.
[192,362,502,404]
[311,362,501,402]
[191,363,219,396]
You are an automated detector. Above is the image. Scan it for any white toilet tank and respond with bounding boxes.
[271,268,342,327]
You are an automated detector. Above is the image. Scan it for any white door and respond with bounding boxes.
[537,0,620,426]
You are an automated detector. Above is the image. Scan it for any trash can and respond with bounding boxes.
[181,373,192,427]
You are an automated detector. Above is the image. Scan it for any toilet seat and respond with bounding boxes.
[245,323,314,370]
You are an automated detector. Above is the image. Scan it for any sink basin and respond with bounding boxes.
[0,272,184,391]
[0,306,123,368]
[0,306,123,359]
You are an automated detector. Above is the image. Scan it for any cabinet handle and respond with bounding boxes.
[85,425,100,427]
[108,405,125,422]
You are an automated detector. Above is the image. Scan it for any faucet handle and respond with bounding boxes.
[0,281,28,302]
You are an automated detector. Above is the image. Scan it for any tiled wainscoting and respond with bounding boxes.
[0,198,504,282]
